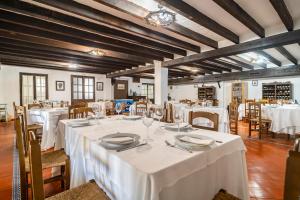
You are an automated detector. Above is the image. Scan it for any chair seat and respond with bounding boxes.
[27,124,43,131]
[46,180,109,200]
[25,149,68,172]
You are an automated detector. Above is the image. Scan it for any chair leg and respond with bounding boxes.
[60,165,65,189]
[64,159,70,190]
[248,121,252,137]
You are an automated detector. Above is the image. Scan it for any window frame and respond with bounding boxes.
[71,75,95,104]
[19,72,49,105]
[141,83,155,102]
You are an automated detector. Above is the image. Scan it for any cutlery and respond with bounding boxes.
[117,142,147,152]
[216,140,223,143]
[165,140,193,153]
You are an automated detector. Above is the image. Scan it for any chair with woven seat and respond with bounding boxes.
[248,102,272,139]
[28,138,109,200]
[135,101,147,116]
[229,102,239,134]
[244,99,255,122]
[15,117,70,200]
[189,111,219,131]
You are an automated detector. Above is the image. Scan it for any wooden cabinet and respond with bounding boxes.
[198,86,216,100]
[231,82,248,104]
[262,82,293,100]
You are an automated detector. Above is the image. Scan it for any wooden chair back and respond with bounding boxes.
[135,102,147,116]
[28,103,42,110]
[60,101,69,108]
[15,117,28,200]
[248,102,261,121]
[284,150,300,200]
[165,103,173,123]
[68,103,87,119]
[244,99,256,121]
[269,99,277,104]
[28,139,45,200]
[73,107,94,119]
[259,99,269,105]
[189,111,219,131]
[229,102,238,134]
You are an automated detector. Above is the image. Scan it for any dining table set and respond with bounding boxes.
[52,114,248,200]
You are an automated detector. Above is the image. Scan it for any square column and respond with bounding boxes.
[154,60,168,105]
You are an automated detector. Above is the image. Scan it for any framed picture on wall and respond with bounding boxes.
[56,81,65,91]
[96,82,104,91]
[117,83,125,90]
[252,80,258,86]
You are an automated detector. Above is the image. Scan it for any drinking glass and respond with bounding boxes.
[154,106,164,127]
[174,109,183,133]
[115,102,122,115]
[142,110,154,142]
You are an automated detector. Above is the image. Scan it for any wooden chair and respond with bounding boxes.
[229,102,238,134]
[68,103,86,119]
[244,99,255,122]
[60,101,69,108]
[135,101,147,116]
[28,139,109,200]
[28,103,43,110]
[269,99,277,104]
[258,99,269,105]
[165,103,173,123]
[189,111,219,131]
[248,102,272,139]
[213,189,240,200]
[15,117,71,200]
[72,107,94,119]
[283,145,300,200]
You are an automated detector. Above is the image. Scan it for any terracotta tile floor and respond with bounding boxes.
[0,121,295,200]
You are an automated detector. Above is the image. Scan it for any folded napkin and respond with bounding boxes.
[179,136,213,145]
[102,136,134,144]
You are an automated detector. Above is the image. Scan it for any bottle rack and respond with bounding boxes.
[198,86,216,100]
[262,82,293,100]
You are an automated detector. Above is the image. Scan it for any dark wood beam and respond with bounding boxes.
[97,0,217,49]
[199,61,232,72]
[213,0,265,37]
[175,66,212,74]
[189,63,223,73]
[31,0,200,52]
[162,29,300,68]
[256,50,282,66]
[169,64,300,85]
[107,65,154,78]
[0,0,187,56]
[208,59,243,71]
[155,0,239,43]
[0,37,143,66]
[0,18,170,61]
[0,30,154,64]
[269,0,293,31]
[224,57,254,70]
[275,46,298,64]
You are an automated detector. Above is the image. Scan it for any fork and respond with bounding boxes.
[165,140,193,153]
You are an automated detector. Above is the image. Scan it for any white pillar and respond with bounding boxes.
[154,60,168,105]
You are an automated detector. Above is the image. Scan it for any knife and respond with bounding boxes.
[117,142,147,152]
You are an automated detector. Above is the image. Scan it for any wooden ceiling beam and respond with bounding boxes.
[199,61,232,72]
[107,65,154,78]
[213,0,265,37]
[96,0,217,49]
[31,0,200,52]
[208,59,243,71]
[256,50,282,66]
[0,0,187,56]
[269,0,293,31]
[162,29,300,68]
[155,0,239,43]
[275,46,298,64]
[189,63,223,73]
[223,57,254,70]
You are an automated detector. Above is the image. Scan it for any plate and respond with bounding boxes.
[175,134,215,151]
[99,133,140,150]
[123,115,142,120]
[164,123,190,131]
[68,120,90,127]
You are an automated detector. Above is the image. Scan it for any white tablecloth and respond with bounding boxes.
[173,104,230,133]
[56,117,249,200]
[238,104,300,135]
[28,108,68,150]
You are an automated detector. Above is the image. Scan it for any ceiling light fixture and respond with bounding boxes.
[88,49,105,56]
[145,5,176,27]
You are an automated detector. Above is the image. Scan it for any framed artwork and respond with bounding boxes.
[96,82,104,91]
[56,81,65,91]
[252,80,258,86]
[117,83,125,90]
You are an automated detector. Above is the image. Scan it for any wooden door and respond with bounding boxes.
[114,80,128,99]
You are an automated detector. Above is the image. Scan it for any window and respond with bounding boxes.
[71,75,95,103]
[20,73,48,105]
[141,83,154,101]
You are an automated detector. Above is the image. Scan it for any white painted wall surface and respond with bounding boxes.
[0,65,112,117]
[117,76,154,96]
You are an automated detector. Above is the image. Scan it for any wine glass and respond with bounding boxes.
[142,110,154,142]
[92,104,101,124]
[154,106,164,128]
[174,109,183,133]
[115,103,122,116]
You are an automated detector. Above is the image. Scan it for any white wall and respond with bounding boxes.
[117,76,154,96]
[0,65,112,118]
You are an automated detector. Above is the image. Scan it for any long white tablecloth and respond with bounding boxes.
[56,117,249,200]
[238,104,300,135]
[173,104,230,133]
[28,108,68,150]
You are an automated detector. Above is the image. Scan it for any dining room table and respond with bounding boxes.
[27,107,68,150]
[55,115,249,200]
[172,103,230,133]
[238,103,300,135]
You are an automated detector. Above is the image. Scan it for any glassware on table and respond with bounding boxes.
[154,106,164,127]
[115,102,122,116]
[92,104,102,124]
[173,109,183,133]
[142,110,154,142]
